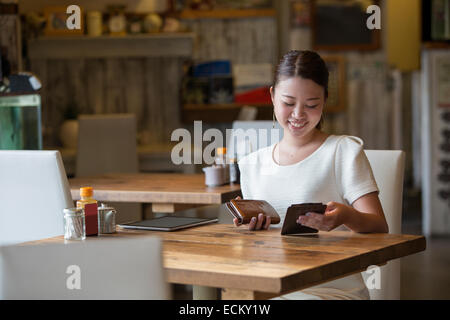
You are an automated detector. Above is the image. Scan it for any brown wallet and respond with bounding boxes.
[226,199,281,224]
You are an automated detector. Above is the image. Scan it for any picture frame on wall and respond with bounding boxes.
[311,0,380,51]
[44,6,84,36]
[322,55,346,113]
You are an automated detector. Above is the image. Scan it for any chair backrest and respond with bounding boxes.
[0,237,170,299]
[76,114,138,177]
[363,150,405,300]
[0,150,73,246]
[229,121,283,158]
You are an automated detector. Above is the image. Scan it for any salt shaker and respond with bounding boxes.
[97,203,116,234]
[64,208,86,240]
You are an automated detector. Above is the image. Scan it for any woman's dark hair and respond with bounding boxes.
[273,50,329,130]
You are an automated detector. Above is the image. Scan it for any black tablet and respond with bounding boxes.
[118,216,218,232]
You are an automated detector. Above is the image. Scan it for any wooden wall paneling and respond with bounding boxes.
[66,59,88,115]
[201,20,225,61]
[346,79,362,137]
[144,57,164,144]
[331,113,347,135]
[184,18,277,65]
[85,59,105,115]
[339,53,395,150]
[139,59,151,145]
[104,58,125,114]
[46,60,68,146]
[153,57,166,143]
[124,58,145,133]
[161,57,173,141]
[207,20,227,61]
[256,17,278,65]
[161,57,182,142]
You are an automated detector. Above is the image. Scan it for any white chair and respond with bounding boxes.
[76,114,141,223]
[229,120,283,158]
[0,150,73,246]
[0,237,170,299]
[363,150,405,300]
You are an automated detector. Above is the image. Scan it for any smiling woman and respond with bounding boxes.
[237,50,389,300]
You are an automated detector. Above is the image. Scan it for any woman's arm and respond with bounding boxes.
[297,192,389,233]
[344,191,389,233]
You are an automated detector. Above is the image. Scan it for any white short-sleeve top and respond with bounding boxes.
[238,134,379,226]
[238,134,379,299]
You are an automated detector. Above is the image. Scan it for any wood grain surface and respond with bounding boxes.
[69,173,242,204]
[23,223,426,298]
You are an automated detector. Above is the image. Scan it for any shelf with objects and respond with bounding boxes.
[28,33,195,59]
[180,59,275,123]
[25,5,195,59]
[180,57,345,123]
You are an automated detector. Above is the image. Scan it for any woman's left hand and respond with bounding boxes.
[296,201,350,232]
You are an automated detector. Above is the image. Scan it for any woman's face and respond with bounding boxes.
[271,76,325,138]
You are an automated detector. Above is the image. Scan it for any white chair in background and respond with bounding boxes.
[363,150,405,300]
[0,237,170,299]
[76,114,141,223]
[0,150,73,246]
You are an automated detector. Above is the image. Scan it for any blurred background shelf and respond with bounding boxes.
[28,33,195,59]
[178,8,276,19]
[182,103,272,123]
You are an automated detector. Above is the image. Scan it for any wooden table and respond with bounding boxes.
[69,173,242,213]
[24,205,426,300]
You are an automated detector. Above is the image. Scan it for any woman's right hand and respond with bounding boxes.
[232,196,271,231]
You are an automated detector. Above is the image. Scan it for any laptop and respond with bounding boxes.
[118,216,218,231]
